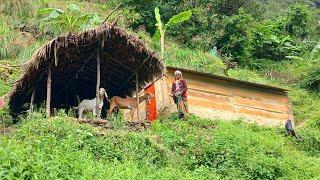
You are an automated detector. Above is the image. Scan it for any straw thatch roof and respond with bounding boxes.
[7,23,163,117]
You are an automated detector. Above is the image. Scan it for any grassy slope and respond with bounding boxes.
[0,0,320,179]
[0,115,320,179]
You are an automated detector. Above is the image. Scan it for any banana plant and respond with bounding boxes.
[154,7,192,60]
[37,4,102,34]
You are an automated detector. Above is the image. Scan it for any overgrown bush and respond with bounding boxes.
[302,64,320,92]
[251,22,302,61]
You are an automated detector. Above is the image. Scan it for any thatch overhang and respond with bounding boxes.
[7,23,164,117]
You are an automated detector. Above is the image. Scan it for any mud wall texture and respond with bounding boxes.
[162,69,292,126]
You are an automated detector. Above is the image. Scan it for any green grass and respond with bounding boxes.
[0,115,319,179]
[164,43,226,76]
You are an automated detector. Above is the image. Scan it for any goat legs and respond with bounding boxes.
[93,109,96,118]
[98,108,102,119]
[107,104,117,118]
[78,108,83,119]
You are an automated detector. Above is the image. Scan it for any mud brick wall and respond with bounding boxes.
[164,69,292,126]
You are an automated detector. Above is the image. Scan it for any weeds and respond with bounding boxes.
[1,115,319,179]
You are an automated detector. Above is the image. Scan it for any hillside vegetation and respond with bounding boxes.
[1,114,320,179]
[0,0,320,179]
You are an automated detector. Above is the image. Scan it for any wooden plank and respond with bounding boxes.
[46,64,52,118]
[96,54,100,118]
[29,89,36,118]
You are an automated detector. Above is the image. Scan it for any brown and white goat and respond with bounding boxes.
[74,88,108,119]
[107,92,154,121]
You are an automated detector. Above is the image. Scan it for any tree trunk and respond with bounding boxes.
[46,64,52,118]
[96,54,101,118]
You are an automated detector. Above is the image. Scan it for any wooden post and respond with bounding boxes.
[96,54,101,118]
[29,89,36,118]
[135,72,140,122]
[46,64,52,118]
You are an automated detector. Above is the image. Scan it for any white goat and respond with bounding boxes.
[74,88,108,119]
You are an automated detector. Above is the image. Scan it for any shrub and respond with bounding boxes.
[251,22,302,61]
[302,64,320,92]
[0,105,13,126]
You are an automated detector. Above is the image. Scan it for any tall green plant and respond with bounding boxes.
[154,7,192,59]
[37,4,102,35]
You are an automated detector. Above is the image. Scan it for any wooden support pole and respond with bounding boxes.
[46,64,52,118]
[135,72,140,122]
[29,89,36,118]
[96,54,101,118]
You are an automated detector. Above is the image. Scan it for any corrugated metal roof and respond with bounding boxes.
[167,66,289,92]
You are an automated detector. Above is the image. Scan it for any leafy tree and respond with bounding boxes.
[215,9,254,65]
[154,7,192,59]
[282,3,311,38]
[37,4,102,35]
[251,21,301,61]
[210,0,247,16]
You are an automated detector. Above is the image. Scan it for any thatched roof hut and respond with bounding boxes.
[7,24,164,117]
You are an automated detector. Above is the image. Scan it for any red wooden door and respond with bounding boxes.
[145,83,157,121]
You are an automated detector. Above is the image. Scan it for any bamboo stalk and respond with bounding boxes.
[46,64,52,118]
[135,72,140,122]
[96,54,101,118]
[100,3,122,25]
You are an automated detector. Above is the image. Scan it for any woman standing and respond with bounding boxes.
[171,70,189,118]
